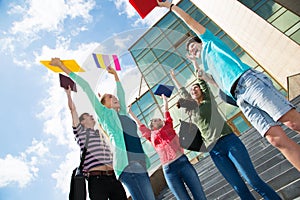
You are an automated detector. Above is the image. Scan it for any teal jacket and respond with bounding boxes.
[69,72,150,178]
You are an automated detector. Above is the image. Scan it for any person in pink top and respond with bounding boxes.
[129,94,207,200]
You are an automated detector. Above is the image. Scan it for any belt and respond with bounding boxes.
[230,77,240,97]
[87,170,115,177]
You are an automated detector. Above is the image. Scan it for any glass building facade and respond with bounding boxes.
[238,0,300,45]
[127,0,294,173]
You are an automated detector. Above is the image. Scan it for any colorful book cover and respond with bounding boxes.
[92,53,121,71]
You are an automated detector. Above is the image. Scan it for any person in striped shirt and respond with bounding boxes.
[65,86,126,200]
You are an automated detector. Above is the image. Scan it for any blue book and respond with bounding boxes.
[154,84,174,97]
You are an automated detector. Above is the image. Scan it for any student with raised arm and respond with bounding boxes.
[157,0,300,172]
[50,58,155,200]
[65,86,126,200]
[129,94,207,200]
[170,70,281,200]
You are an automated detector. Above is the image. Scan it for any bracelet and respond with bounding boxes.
[169,4,174,11]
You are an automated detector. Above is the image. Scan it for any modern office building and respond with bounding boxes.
[127,0,300,175]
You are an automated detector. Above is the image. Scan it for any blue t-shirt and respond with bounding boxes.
[198,29,251,96]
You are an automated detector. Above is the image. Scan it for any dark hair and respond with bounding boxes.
[191,83,200,89]
[186,36,202,52]
[79,113,89,123]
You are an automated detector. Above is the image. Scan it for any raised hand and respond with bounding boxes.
[156,0,171,8]
[107,66,116,75]
[50,57,63,67]
[162,94,169,111]
[186,53,197,63]
[65,85,72,96]
[170,69,176,80]
[49,57,72,75]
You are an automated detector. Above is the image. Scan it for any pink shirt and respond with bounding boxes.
[139,111,184,165]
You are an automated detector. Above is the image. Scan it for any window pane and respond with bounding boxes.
[239,0,260,8]
[130,39,148,58]
[138,51,156,68]
[157,13,176,29]
[220,34,238,50]
[178,0,193,11]
[272,11,300,32]
[232,116,251,134]
[291,28,300,44]
[160,52,184,69]
[239,52,258,67]
[256,1,281,20]
[155,38,173,53]
[190,9,206,22]
[145,66,167,88]
[205,21,220,35]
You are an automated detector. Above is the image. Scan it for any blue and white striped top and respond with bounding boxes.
[73,124,113,172]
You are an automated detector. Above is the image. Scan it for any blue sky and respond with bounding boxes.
[0,0,167,199]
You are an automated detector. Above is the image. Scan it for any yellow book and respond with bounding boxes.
[40,60,85,73]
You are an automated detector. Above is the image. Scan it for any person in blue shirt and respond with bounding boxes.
[156,1,300,172]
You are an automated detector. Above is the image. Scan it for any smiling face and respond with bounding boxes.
[149,118,164,130]
[190,84,203,100]
[101,94,120,110]
[188,42,202,58]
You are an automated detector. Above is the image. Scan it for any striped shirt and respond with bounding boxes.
[73,124,113,172]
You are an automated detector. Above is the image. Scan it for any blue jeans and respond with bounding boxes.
[210,133,281,200]
[163,155,207,200]
[119,161,155,200]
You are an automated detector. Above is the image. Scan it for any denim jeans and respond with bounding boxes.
[163,155,207,200]
[210,133,281,200]
[119,161,155,200]
[234,69,294,136]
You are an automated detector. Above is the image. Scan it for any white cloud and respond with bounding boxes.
[0,37,15,54]
[113,0,137,18]
[35,39,100,67]
[0,154,35,188]
[0,0,96,59]
[26,139,50,157]
[112,0,168,27]
[0,139,49,188]
[10,0,95,35]
[133,7,168,27]
[113,34,134,51]
[52,150,79,195]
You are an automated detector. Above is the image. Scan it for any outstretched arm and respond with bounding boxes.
[107,66,120,82]
[162,94,168,112]
[107,66,127,114]
[128,105,152,141]
[156,1,206,35]
[186,54,218,87]
[50,58,72,75]
[128,104,143,126]
[65,86,79,127]
[170,69,183,89]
